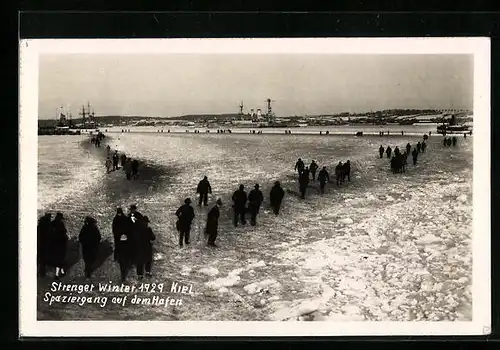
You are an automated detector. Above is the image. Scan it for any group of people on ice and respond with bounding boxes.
[379,139,428,174]
[90,132,105,148]
[104,146,140,180]
[174,177,286,249]
[37,205,156,282]
[294,158,351,198]
[443,136,459,147]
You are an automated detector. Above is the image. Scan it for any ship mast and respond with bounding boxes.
[87,101,95,124]
[80,104,87,126]
[239,101,244,120]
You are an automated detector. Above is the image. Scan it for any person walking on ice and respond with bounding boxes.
[175,198,195,248]
[269,181,285,215]
[205,199,223,247]
[196,176,212,207]
[78,216,102,279]
[317,166,330,194]
[248,184,264,226]
[232,184,248,226]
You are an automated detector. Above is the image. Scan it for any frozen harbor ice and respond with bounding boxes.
[37,131,473,321]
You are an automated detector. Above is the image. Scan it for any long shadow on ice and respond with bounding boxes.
[62,237,113,278]
[80,136,180,201]
[89,239,114,275]
[63,237,81,275]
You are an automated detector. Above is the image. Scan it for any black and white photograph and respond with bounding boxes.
[19,38,490,336]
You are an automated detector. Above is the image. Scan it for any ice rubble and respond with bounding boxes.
[199,267,219,276]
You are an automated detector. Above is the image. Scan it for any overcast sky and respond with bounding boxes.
[38,54,473,119]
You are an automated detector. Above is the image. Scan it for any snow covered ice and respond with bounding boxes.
[37,132,473,321]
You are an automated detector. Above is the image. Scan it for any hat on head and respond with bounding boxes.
[185,198,192,204]
[274,181,280,186]
[254,184,259,189]
[85,216,96,224]
[55,212,64,219]
[239,184,244,190]
[216,198,223,206]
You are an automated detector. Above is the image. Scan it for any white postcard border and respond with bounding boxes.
[19,38,491,337]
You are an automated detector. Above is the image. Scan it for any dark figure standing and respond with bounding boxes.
[115,225,133,282]
[37,213,52,277]
[295,158,305,176]
[421,141,427,153]
[317,166,330,194]
[270,181,285,215]
[396,154,404,173]
[131,159,139,179]
[112,208,130,261]
[206,199,223,247]
[390,156,397,173]
[134,216,155,279]
[447,138,452,147]
[196,176,212,207]
[51,212,68,278]
[298,169,310,199]
[379,145,384,158]
[335,162,343,186]
[309,160,318,181]
[78,216,101,279]
[342,160,351,182]
[416,142,422,153]
[452,136,457,146]
[112,151,119,170]
[401,153,407,173]
[406,143,411,154]
[443,138,448,147]
[248,184,264,226]
[386,146,392,159]
[232,185,248,226]
[464,133,467,139]
[175,198,195,247]
[394,146,401,157]
[120,153,127,168]
[412,148,418,165]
